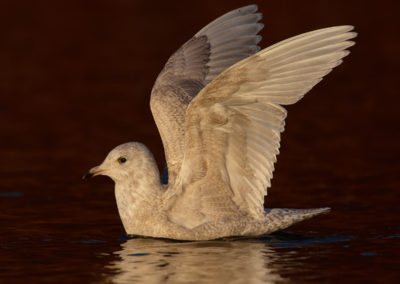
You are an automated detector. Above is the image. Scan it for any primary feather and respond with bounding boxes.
[150,4,263,183]
[167,26,356,220]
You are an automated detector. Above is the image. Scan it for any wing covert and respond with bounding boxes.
[173,26,356,219]
[150,5,263,184]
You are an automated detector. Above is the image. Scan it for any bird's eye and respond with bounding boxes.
[118,157,127,164]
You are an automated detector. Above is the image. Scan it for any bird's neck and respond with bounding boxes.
[114,155,165,236]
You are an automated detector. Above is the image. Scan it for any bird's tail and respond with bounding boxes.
[263,207,330,232]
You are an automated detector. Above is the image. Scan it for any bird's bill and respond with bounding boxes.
[82,165,104,180]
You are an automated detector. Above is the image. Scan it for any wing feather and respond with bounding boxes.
[169,26,356,219]
[150,5,263,183]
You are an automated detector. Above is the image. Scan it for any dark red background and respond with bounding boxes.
[0,0,399,282]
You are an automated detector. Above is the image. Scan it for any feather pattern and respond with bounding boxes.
[167,26,356,219]
[150,5,263,183]
[87,6,356,240]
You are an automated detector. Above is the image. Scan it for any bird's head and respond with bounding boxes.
[83,142,153,183]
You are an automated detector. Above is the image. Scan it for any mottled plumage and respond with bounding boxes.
[151,4,263,183]
[84,5,356,240]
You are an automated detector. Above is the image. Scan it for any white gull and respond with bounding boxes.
[83,5,356,240]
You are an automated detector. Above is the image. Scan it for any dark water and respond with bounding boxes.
[1,0,400,283]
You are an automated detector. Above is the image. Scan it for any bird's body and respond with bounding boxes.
[104,143,329,240]
[84,5,356,240]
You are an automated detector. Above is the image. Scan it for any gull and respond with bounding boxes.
[83,5,356,240]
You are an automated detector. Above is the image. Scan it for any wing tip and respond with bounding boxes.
[239,4,259,14]
[329,25,355,32]
[257,22,265,33]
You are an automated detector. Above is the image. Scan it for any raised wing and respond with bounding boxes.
[173,26,356,219]
[150,5,263,184]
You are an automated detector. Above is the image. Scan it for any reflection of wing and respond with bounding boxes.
[106,238,283,283]
[170,26,356,219]
[150,5,263,183]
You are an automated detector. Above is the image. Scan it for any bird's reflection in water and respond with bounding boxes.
[106,237,285,283]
